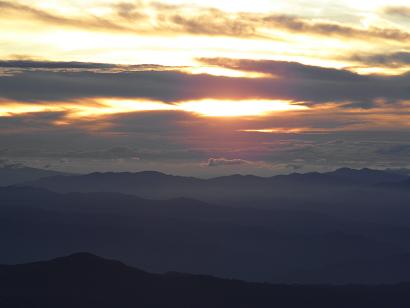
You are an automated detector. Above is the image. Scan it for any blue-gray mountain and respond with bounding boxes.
[2,166,410,284]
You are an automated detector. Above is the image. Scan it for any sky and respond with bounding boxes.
[1,0,410,176]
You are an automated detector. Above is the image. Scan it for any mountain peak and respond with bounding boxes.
[50,252,125,267]
[54,252,102,261]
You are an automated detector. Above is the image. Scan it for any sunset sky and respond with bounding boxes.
[1,0,410,176]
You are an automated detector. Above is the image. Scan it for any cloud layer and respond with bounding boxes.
[2,1,410,176]
[1,59,410,107]
[1,1,410,43]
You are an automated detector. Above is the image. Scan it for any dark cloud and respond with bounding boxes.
[103,110,197,134]
[197,58,410,106]
[0,59,172,72]
[1,106,410,173]
[0,60,117,69]
[348,51,410,67]
[262,13,410,41]
[199,57,364,81]
[0,70,192,102]
[0,111,68,131]
[0,110,208,161]
[2,59,410,106]
[0,158,10,166]
[0,162,24,168]
[205,157,251,167]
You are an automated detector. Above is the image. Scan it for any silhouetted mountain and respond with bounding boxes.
[297,253,410,284]
[2,253,410,308]
[378,177,410,190]
[19,168,409,203]
[386,168,410,176]
[0,164,68,186]
[2,186,410,284]
[326,167,407,185]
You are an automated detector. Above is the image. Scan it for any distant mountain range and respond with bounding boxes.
[1,253,410,308]
[3,167,410,284]
[0,164,68,186]
[2,185,410,284]
[15,167,410,203]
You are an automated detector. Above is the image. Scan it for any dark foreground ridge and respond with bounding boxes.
[1,253,410,308]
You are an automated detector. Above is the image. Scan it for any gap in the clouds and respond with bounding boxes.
[0,98,309,121]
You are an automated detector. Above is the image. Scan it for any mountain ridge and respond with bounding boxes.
[2,253,410,308]
[17,167,409,202]
[2,185,410,284]
[0,164,68,186]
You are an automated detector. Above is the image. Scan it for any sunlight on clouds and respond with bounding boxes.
[80,99,175,117]
[242,128,309,134]
[0,99,309,121]
[182,66,270,78]
[178,99,308,117]
[2,0,409,72]
[0,104,49,116]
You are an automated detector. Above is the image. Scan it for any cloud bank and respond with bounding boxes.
[1,59,410,107]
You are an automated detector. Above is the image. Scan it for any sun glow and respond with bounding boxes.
[0,98,308,124]
[178,99,308,117]
[0,104,49,116]
[74,99,175,117]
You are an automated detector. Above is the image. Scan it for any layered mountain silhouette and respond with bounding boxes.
[2,185,410,284]
[1,253,410,308]
[17,168,409,204]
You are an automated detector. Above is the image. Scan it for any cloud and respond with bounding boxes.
[348,51,410,67]
[0,69,192,102]
[57,147,140,160]
[0,0,140,34]
[1,105,410,174]
[197,58,410,106]
[0,60,117,69]
[205,157,251,167]
[2,59,410,107]
[164,8,258,37]
[1,1,410,42]
[261,13,410,41]
[383,6,410,18]
[0,111,68,132]
[0,158,10,167]
[0,1,258,38]
[376,144,410,155]
[286,164,304,171]
[114,2,147,21]
[0,157,25,169]
[156,5,410,41]
[0,60,171,74]
[199,57,364,81]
